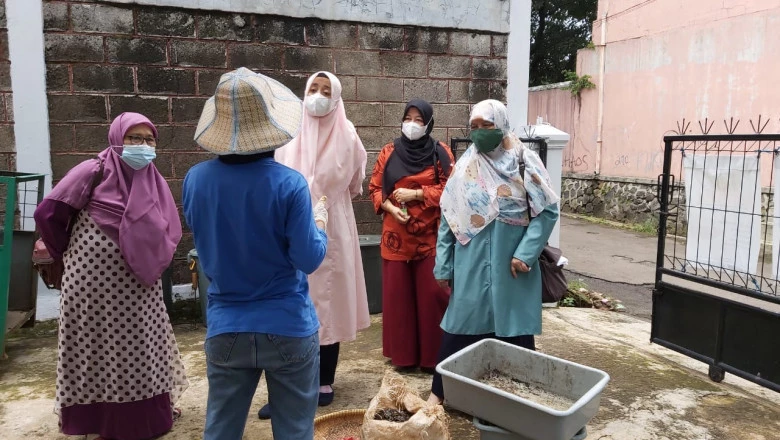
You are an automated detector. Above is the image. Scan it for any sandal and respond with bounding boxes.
[173,407,182,421]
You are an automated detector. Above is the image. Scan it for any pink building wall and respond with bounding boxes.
[529,0,780,182]
[527,84,575,135]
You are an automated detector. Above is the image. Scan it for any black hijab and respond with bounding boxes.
[382,99,452,197]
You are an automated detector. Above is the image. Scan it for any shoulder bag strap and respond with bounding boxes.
[519,149,530,222]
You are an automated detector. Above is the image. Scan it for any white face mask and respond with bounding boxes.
[304,93,333,117]
[402,121,428,141]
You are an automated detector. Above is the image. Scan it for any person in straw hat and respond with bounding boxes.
[182,67,329,440]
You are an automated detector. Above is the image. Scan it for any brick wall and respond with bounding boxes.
[42,0,508,283]
[0,0,13,166]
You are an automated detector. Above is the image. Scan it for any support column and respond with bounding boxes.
[506,0,531,130]
[532,123,569,249]
[7,0,54,322]
[7,0,51,196]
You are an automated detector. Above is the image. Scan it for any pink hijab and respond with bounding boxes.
[45,112,182,286]
[275,71,367,204]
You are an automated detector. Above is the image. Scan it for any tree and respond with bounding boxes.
[529,0,598,87]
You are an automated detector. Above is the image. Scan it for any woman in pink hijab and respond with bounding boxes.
[34,112,188,440]
[267,71,369,417]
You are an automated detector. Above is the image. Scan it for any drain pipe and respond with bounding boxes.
[595,0,610,176]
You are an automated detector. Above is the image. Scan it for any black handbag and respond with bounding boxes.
[538,245,568,303]
[519,150,568,303]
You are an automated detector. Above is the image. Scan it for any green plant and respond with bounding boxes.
[566,213,662,236]
[562,71,596,97]
[560,297,576,307]
[529,0,597,86]
[585,41,596,49]
[567,278,588,292]
[632,216,659,235]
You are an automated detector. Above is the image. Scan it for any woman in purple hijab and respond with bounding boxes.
[34,112,189,440]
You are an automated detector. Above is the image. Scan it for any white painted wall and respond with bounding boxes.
[7,0,54,317]
[7,0,52,232]
[506,0,531,131]
[98,0,511,32]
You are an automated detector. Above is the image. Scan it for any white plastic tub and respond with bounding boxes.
[437,339,610,440]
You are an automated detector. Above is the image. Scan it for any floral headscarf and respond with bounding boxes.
[439,100,559,245]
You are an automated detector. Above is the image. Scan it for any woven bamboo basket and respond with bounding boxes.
[313,409,366,440]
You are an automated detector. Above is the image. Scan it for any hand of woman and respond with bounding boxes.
[393,188,420,204]
[313,196,328,230]
[436,279,451,289]
[510,258,530,278]
[388,205,410,224]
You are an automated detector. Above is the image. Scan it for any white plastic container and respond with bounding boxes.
[437,339,610,440]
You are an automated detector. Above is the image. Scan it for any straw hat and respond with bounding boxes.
[194,67,302,155]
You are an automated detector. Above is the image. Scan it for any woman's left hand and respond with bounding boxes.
[436,279,451,289]
[393,188,419,204]
[510,258,530,278]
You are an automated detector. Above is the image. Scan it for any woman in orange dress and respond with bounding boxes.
[368,99,454,372]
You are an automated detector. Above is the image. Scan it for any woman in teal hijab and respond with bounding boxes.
[427,99,560,404]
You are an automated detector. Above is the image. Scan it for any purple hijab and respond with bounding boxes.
[44,112,182,286]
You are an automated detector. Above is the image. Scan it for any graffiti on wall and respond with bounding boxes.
[563,133,593,172]
[564,151,590,170]
[612,151,663,173]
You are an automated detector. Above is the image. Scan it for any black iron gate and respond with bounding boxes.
[654,127,780,392]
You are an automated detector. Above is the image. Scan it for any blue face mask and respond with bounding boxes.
[121,145,156,170]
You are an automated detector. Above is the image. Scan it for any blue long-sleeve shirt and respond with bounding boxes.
[183,157,328,339]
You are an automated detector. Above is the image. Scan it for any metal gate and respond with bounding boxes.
[654,123,780,392]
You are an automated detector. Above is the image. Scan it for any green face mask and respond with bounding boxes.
[470,129,504,153]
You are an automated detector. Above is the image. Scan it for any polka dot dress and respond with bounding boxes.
[55,211,189,413]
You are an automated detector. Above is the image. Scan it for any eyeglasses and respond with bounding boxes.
[125,135,157,146]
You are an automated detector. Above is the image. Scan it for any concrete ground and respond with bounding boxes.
[2,311,779,439]
[560,214,658,321]
[2,215,779,439]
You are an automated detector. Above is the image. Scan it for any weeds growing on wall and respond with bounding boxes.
[562,71,596,97]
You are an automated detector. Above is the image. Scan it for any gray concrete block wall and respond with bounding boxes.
[42,0,508,283]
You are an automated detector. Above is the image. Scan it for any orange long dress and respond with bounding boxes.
[369,141,454,368]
